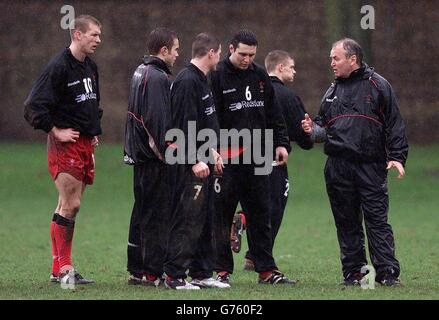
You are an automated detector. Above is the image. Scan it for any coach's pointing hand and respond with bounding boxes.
[301,113,313,135]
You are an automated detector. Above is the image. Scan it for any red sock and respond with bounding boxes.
[145,273,158,281]
[54,215,75,272]
[50,216,60,276]
[259,270,275,279]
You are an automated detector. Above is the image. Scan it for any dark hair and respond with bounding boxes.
[70,15,101,38]
[147,27,178,55]
[230,29,258,49]
[265,50,292,73]
[332,38,363,65]
[192,33,220,58]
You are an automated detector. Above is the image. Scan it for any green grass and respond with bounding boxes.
[1,142,439,300]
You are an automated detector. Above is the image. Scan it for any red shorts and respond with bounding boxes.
[47,134,95,185]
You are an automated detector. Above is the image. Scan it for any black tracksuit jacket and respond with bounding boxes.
[209,57,290,155]
[315,64,408,165]
[24,48,102,136]
[124,56,172,164]
[171,63,220,164]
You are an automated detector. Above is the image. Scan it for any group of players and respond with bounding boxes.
[24,14,408,290]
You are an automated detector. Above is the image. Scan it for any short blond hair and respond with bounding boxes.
[265,50,292,73]
[70,15,101,39]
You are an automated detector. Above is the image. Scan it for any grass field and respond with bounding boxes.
[1,142,439,300]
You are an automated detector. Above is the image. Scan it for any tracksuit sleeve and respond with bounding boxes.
[311,84,336,141]
[144,73,172,156]
[266,79,290,151]
[382,82,409,166]
[288,95,313,150]
[208,71,224,123]
[24,64,65,133]
[95,68,103,120]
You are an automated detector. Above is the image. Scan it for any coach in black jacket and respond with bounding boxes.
[302,38,408,286]
[243,50,313,271]
[123,28,179,286]
[210,30,295,285]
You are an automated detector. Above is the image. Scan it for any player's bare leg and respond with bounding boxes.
[53,173,94,285]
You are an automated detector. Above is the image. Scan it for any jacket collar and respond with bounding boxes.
[269,75,284,85]
[335,62,375,83]
[65,47,89,69]
[223,54,255,74]
[142,55,172,75]
[187,63,207,82]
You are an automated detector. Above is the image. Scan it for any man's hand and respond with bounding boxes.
[50,127,79,143]
[91,136,99,147]
[387,161,405,179]
[275,146,288,166]
[212,149,224,175]
[301,113,313,135]
[192,161,210,178]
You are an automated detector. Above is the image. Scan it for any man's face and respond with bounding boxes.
[280,58,296,83]
[330,43,356,78]
[78,23,101,55]
[163,38,180,67]
[229,43,257,70]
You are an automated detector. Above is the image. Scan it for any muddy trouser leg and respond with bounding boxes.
[164,168,210,279]
[136,161,172,277]
[356,161,400,280]
[213,166,240,274]
[246,165,289,261]
[325,157,367,279]
[240,167,277,273]
[189,178,215,280]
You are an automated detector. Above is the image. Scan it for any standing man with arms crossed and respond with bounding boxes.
[210,30,296,285]
[24,15,103,285]
[123,28,179,286]
[241,50,314,271]
[302,38,408,286]
[163,33,228,290]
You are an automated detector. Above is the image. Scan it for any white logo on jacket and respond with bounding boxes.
[67,80,80,87]
[229,100,264,111]
[205,105,216,116]
[326,96,338,102]
[75,93,97,103]
[223,88,236,94]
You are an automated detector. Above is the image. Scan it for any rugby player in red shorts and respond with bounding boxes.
[24,15,103,286]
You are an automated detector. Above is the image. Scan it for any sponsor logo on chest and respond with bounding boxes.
[72,77,97,103]
[227,85,264,111]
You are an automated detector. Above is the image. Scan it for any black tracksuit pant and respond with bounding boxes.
[324,156,400,280]
[213,164,277,274]
[127,159,172,277]
[245,165,289,261]
[164,165,215,280]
